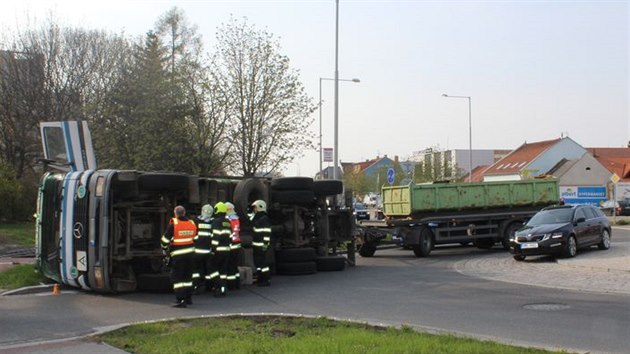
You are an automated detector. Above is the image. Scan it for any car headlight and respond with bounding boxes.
[542,232,563,241]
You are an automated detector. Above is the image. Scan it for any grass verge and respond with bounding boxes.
[98,316,569,354]
[0,223,35,248]
[0,264,48,290]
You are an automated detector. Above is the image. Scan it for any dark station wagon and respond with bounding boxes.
[509,205,611,261]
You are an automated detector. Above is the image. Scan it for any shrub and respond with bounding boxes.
[0,161,35,222]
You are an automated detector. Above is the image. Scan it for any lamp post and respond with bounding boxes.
[319,77,360,179]
[442,93,472,182]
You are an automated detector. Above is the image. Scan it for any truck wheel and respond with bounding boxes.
[312,180,343,196]
[233,178,268,221]
[271,190,315,205]
[275,247,317,263]
[358,243,377,257]
[270,177,314,191]
[501,221,523,250]
[513,255,526,261]
[412,227,433,257]
[138,173,189,191]
[315,256,346,271]
[276,261,317,275]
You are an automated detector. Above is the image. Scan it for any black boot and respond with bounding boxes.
[172,299,187,308]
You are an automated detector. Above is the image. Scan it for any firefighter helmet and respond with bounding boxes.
[225,202,236,216]
[201,204,213,218]
[251,200,267,213]
[214,202,227,214]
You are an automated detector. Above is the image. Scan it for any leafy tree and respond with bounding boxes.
[211,17,315,176]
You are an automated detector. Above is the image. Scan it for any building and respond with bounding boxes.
[483,137,586,182]
[587,147,630,200]
[410,148,510,182]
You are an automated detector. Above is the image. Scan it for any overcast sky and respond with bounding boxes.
[2,0,628,177]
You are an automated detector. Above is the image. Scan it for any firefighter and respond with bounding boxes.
[250,200,271,286]
[192,204,213,293]
[160,205,197,308]
[210,202,232,297]
[225,202,242,290]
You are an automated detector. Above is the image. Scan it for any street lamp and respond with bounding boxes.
[442,93,473,183]
[319,77,360,179]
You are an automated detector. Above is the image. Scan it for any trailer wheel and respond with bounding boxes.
[501,221,523,250]
[412,227,433,257]
[315,256,346,271]
[276,261,317,275]
[275,247,317,263]
[138,173,189,191]
[312,180,343,196]
[270,177,314,191]
[358,243,377,257]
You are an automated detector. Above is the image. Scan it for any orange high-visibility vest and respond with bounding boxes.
[171,218,197,246]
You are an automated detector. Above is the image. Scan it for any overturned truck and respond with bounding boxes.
[36,121,355,293]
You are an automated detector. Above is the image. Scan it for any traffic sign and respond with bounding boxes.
[387,168,395,185]
[611,173,620,184]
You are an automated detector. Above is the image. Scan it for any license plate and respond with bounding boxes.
[521,242,538,249]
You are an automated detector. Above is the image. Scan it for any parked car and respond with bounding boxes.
[353,202,370,221]
[599,200,619,216]
[617,199,630,216]
[509,204,611,261]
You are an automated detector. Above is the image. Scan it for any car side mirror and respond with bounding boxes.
[574,217,586,224]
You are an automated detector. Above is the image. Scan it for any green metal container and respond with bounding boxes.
[383,179,559,217]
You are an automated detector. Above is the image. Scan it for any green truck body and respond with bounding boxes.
[383,179,559,217]
[357,179,560,258]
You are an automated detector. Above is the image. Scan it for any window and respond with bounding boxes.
[584,207,598,220]
[42,127,68,162]
[574,208,586,222]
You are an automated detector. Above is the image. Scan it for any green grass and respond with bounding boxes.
[99,316,569,354]
[0,264,48,290]
[0,222,35,248]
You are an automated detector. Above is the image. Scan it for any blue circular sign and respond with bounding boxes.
[387,168,395,185]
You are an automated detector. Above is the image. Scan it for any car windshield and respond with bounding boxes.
[354,203,366,210]
[527,208,573,226]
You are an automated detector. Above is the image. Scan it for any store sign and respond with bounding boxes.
[560,186,606,206]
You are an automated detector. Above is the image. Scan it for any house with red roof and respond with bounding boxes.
[586,147,630,200]
[483,137,587,181]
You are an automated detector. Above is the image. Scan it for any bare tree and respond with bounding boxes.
[212,17,315,176]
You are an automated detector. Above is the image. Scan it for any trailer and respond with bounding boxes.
[356,179,559,257]
[35,121,355,293]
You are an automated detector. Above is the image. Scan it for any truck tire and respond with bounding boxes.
[272,190,315,205]
[358,243,377,257]
[233,178,268,221]
[270,177,314,191]
[276,261,317,275]
[315,256,346,271]
[275,247,317,263]
[312,180,343,196]
[501,221,523,250]
[138,173,189,191]
[412,227,433,257]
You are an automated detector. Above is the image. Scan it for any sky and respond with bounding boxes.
[1,0,628,177]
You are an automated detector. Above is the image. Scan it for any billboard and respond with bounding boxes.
[560,186,606,206]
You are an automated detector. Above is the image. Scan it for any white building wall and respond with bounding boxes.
[524,138,586,178]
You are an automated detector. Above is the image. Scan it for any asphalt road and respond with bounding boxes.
[1,228,629,354]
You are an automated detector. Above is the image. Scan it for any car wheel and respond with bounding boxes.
[563,235,577,258]
[598,229,611,250]
[513,255,526,261]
